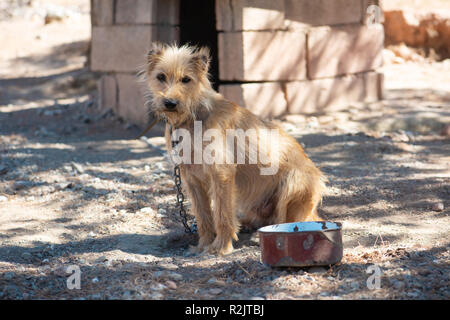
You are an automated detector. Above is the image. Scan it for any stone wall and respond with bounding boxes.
[91,0,384,125]
[217,0,384,118]
[90,0,180,125]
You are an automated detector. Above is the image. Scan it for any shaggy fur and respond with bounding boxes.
[143,43,326,255]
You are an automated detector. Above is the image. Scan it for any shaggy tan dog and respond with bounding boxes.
[143,43,326,255]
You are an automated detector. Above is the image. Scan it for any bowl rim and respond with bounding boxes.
[258,221,342,234]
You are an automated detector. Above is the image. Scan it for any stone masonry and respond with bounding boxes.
[91,0,384,125]
[91,0,179,125]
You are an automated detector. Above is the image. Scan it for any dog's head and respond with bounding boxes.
[143,42,213,125]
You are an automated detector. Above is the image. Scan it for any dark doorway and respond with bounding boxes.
[179,0,219,90]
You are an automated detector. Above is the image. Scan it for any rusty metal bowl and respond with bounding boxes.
[258,221,343,267]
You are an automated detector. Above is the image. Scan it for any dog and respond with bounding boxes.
[143,43,326,255]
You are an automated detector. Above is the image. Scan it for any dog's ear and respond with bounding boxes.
[146,42,165,71]
[192,46,211,74]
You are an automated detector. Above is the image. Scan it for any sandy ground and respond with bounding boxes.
[0,1,449,300]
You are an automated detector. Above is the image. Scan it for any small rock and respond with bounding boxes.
[166,272,183,281]
[140,207,155,214]
[209,288,222,295]
[0,165,8,175]
[92,277,99,283]
[207,277,226,286]
[21,252,32,261]
[13,181,33,190]
[153,271,165,279]
[440,124,450,137]
[431,202,444,212]
[0,195,8,202]
[407,291,420,298]
[151,283,167,291]
[157,208,167,216]
[159,262,178,270]
[71,162,84,174]
[350,282,360,290]
[166,280,177,290]
[95,256,107,263]
[151,292,164,300]
[4,272,15,280]
[56,182,74,190]
[392,280,405,289]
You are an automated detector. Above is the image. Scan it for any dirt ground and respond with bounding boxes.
[0,1,449,300]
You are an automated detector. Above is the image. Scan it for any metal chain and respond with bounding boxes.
[172,140,197,234]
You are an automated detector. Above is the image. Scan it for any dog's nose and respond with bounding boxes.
[164,99,178,110]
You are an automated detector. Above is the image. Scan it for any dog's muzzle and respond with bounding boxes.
[164,98,178,110]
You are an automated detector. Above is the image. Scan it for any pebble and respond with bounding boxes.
[350,282,360,290]
[152,283,167,291]
[140,207,155,214]
[207,278,226,286]
[431,202,444,212]
[209,288,223,295]
[92,277,99,283]
[166,280,177,290]
[151,292,164,300]
[13,180,33,190]
[392,280,405,289]
[4,272,15,280]
[0,165,8,175]
[153,271,165,279]
[56,182,74,190]
[21,252,32,261]
[440,124,450,137]
[166,272,183,281]
[159,262,178,270]
[407,291,420,298]
[71,162,84,174]
[0,195,8,202]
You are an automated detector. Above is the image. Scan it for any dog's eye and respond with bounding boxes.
[156,73,166,82]
[181,76,191,84]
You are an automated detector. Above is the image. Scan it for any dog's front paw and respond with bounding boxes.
[205,236,234,256]
[188,234,214,255]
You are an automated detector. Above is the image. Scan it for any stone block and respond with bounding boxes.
[285,0,362,27]
[116,73,149,125]
[307,24,384,79]
[91,26,178,72]
[91,0,114,26]
[219,82,287,118]
[218,30,307,81]
[287,72,383,114]
[98,74,117,111]
[115,0,179,25]
[216,0,285,31]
